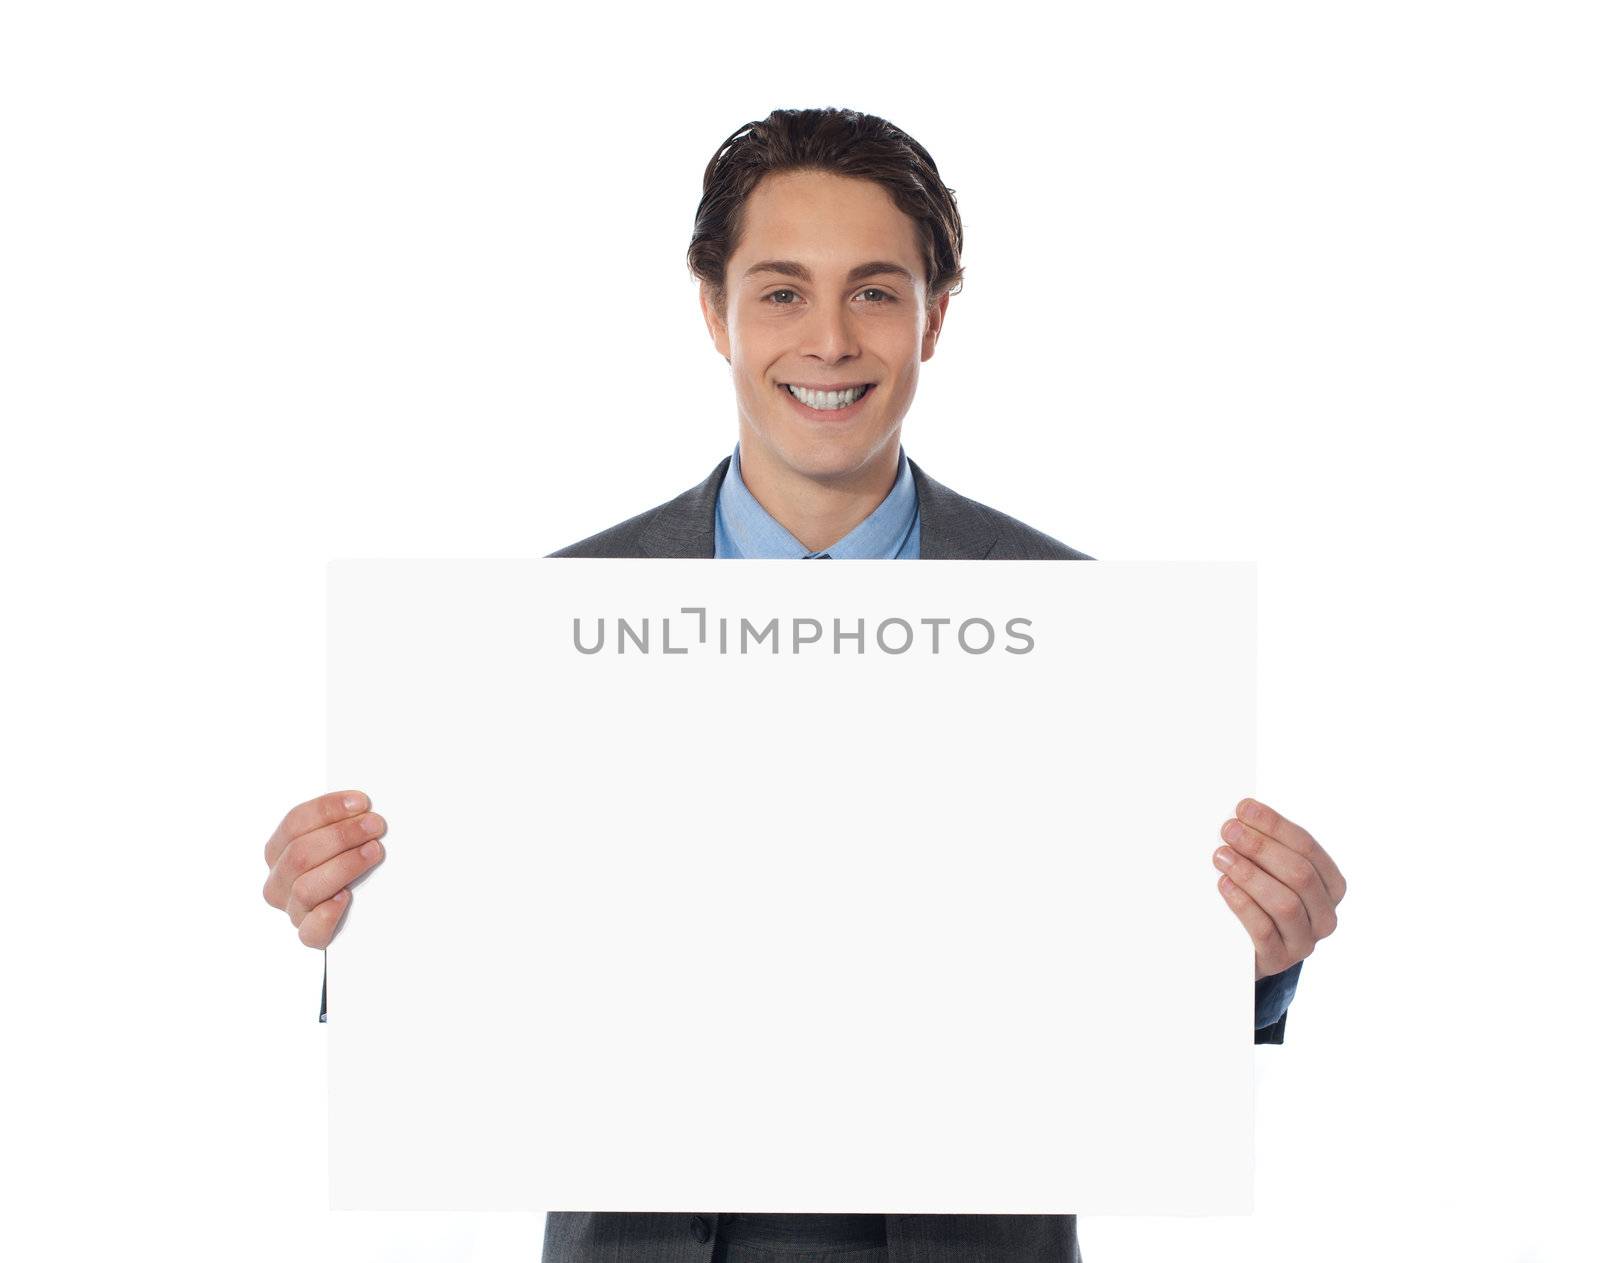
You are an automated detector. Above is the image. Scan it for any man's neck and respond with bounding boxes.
[736,429,901,554]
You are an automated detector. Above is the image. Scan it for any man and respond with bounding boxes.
[262,107,1347,1263]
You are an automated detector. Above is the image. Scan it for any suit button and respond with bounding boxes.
[690,1215,711,1244]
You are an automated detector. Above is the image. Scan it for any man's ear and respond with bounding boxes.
[699,283,732,363]
[920,289,951,362]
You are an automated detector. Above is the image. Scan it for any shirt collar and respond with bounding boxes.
[715,442,919,559]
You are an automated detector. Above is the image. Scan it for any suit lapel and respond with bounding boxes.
[636,457,729,558]
[908,457,999,560]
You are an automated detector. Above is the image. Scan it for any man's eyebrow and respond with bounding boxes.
[742,260,918,285]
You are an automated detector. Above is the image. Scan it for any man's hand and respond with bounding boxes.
[262,790,388,949]
[1214,798,1345,980]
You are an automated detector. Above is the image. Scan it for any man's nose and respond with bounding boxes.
[800,301,862,362]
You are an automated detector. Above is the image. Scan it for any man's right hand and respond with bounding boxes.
[262,790,388,948]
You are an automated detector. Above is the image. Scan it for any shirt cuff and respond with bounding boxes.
[1254,959,1302,1031]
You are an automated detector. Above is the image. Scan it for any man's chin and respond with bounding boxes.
[741,411,899,486]
[763,430,872,477]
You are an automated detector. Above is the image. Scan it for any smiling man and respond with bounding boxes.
[699,167,942,557]
[262,107,1347,1263]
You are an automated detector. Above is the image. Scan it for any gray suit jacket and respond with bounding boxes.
[547,453,1093,563]
[538,453,1276,1263]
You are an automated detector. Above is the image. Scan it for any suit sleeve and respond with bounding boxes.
[1252,960,1302,1045]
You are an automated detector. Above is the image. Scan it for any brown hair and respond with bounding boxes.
[688,107,965,321]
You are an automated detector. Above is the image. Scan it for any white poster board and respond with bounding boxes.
[327,559,1256,1214]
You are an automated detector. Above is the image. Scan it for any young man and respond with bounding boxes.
[262,107,1347,1263]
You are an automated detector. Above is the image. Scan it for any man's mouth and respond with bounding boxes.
[780,382,875,412]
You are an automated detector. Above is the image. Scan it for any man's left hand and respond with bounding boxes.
[1214,798,1346,980]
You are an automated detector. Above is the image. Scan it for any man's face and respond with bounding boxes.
[701,169,948,487]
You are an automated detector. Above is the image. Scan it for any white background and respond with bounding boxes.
[2,1,1594,1260]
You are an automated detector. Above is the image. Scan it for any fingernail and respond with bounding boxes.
[1215,847,1235,868]
[361,840,382,860]
[361,813,383,835]
[1223,819,1244,843]
[334,889,349,902]
[1242,800,1264,823]
[344,793,365,812]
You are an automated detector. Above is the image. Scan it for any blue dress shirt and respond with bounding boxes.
[712,441,1301,1032]
[714,442,920,559]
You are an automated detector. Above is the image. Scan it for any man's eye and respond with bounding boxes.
[763,287,895,305]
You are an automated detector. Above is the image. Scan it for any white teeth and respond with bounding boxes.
[785,384,869,410]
